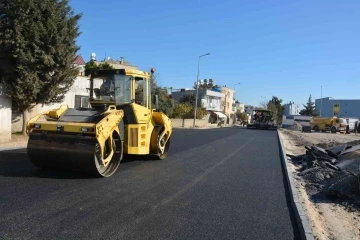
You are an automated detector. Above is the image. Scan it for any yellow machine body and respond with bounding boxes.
[26,68,172,177]
[310,116,347,133]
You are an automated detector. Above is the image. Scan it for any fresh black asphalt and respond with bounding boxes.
[0,127,299,240]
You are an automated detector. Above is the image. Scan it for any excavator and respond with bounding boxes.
[26,68,172,177]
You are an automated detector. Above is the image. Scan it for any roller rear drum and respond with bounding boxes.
[27,132,123,177]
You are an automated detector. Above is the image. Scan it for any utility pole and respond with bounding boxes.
[193,53,210,128]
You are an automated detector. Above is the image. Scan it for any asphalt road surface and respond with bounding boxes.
[0,128,299,240]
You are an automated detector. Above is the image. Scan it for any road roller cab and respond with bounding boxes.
[26,68,172,177]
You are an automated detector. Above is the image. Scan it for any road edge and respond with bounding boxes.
[277,129,315,240]
[0,146,26,152]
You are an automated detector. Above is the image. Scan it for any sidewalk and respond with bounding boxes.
[0,134,28,150]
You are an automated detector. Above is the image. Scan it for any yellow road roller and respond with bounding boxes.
[26,68,172,177]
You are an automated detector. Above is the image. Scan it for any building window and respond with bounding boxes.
[75,95,89,108]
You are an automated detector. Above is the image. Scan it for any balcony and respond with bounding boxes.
[203,89,225,98]
[201,100,222,111]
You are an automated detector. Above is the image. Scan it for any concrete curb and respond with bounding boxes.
[277,130,315,240]
[0,146,26,152]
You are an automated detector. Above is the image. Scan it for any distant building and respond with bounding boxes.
[171,88,226,122]
[244,105,255,114]
[220,86,235,120]
[244,105,255,122]
[233,101,245,113]
[315,97,360,119]
[73,55,86,76]
[88,53,138,70]
[283,102,300,115]
[282,115,312,129]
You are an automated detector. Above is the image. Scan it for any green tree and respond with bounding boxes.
[299,95,318,116]
[172,102,192,119]
[178,93,202,106]
[235,110,248,123]
[84,60,98,75]
[84,60,114,75]
[149,72,175,116]
[266,96,285,123]
[177,93,207,119]
[134,71,175,116]
[0,0,82,135]
[172,101,207,119]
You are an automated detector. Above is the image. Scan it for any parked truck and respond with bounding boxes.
[344,117,359,132]
[310,116,347,133]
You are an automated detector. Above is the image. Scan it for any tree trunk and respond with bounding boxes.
[22,108,30,136]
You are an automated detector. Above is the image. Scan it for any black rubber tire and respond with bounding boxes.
[155,137,170,160]
[331,126,337,134]
[313,125,320,132]
[154,130,170,160]
[94,137,123,177]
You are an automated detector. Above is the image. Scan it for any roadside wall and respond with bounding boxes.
[0,84,11,141]
[170,118,208,128]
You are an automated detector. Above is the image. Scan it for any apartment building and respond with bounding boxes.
[171,88,227,122]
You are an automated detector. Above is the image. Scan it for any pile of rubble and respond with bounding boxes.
[288,141,360,208]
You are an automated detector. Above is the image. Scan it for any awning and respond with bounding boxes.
[213,111,227,119]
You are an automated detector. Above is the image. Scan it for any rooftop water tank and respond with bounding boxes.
[212,87,221,92]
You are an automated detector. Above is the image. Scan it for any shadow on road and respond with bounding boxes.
[0,148,158,179]
[0,149,93,179]
[0,127,244,179]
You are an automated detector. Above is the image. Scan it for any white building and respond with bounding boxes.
[171,88,227,122]
[233,101,245,113]
[220,86,235,122]
[0,84,11,141]
[283,102,300,115]
[244,105,255,114]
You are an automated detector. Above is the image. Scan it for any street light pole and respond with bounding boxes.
[193,53,210,128]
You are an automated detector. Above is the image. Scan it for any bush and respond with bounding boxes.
[236,110,248,122]
[171,102,207,119]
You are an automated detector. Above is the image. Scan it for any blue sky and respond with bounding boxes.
[70,0,360,108]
